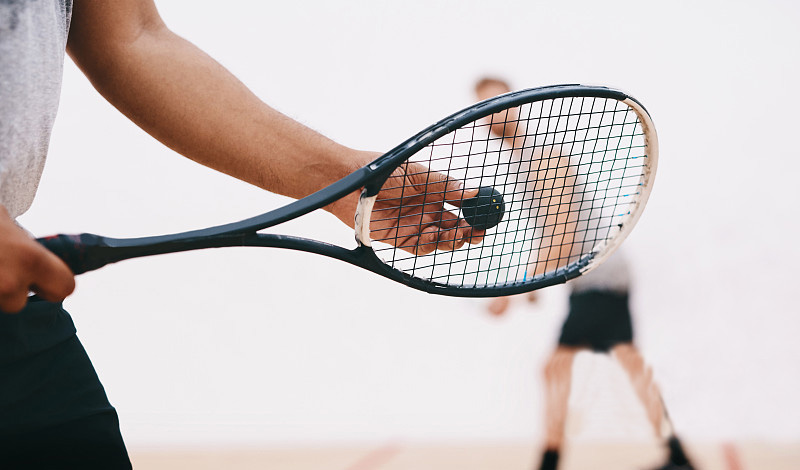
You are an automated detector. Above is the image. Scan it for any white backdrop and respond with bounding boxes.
[18,0,800,447]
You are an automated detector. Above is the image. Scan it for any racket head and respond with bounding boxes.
[354,84,657,297]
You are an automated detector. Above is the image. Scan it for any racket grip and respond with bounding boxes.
[36,233,111,275]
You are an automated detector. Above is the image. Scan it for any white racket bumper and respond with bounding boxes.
[354,189,377,247]
[581,96,659,275]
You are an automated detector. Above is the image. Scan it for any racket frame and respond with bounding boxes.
[39,85,657,297]
[353,84,658,296]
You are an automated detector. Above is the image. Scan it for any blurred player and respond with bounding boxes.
[477,78,695,470]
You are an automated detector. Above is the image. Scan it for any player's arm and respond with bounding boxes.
[474,78,581,275]
[485,289,539,317]
[66,1,361,222]
[527,153,582,276]
[0,206,75,313]
[66,0,478,251]
[474,78,521,141]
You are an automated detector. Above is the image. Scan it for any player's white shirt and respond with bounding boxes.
[569,249,630,295]
[473,110,633,293]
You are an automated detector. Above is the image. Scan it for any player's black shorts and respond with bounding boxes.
[558,290,633,353]
[0,298,131,469]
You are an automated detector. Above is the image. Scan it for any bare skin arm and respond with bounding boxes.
[66,1,364,224]
[66,1,481,245]
[1,1,483,312]
[67,1,482,248]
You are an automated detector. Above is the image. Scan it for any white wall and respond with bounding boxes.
[19,0,800,447]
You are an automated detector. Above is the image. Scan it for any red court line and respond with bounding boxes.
[343,443,401,470]
[722,442,744,470]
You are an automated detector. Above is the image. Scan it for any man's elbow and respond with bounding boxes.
[66,7,168,81]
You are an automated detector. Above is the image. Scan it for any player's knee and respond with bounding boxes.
[543,357,568,381]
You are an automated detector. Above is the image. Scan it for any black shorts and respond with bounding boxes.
[558,290,633,353]
[0,300,131,469]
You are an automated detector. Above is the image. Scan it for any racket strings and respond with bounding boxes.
[371,96,648,288]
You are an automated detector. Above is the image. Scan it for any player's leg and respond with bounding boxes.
[2,408,130,469]
[537,346,579,470]
[612,343,694,469]
[612,343,666,434]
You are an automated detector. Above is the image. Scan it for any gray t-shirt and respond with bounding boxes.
[0,1,77,360]
[0,0,72,219]
[569,249,631,295]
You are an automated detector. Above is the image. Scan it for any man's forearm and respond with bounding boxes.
[67,2,364,222]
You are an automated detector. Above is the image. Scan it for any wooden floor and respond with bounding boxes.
[131,441,800,470]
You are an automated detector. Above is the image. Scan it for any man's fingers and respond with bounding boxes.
[0,291,30,314]
[404,162,478,207]
[0,207,75,312]
[25,246,75,304]
[414,222,484,255]
[420,207,460,230]
[421,226,462,252]
[30,270,75,303]
[0,269,29,313]
[447,187,479,207]
[373,163,490,255]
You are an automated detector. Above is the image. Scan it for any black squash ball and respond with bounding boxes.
[461,186,505,230]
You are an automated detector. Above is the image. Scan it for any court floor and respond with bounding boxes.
[131,441,799,469]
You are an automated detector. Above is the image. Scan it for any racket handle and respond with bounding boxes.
[37,233,111,275]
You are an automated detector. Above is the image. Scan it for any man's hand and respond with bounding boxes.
[326,153,486,256]
[487,292,540,317]
[0,207,75,313]
[487,296,511,316]
[370,162,485,255]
